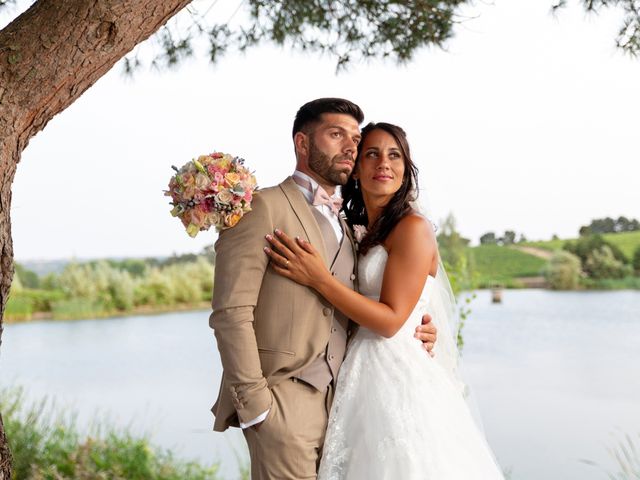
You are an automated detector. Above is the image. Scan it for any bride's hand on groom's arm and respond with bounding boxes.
[416,314,437,357]
[263,229,332,289]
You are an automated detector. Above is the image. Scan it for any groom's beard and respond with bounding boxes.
[308,139,353,187]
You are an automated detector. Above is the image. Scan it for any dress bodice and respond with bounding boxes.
[358,245,435,336]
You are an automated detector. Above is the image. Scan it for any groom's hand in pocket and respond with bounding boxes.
[415,313,437,357]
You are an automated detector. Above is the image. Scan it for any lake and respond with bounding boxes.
[1,289,639,479]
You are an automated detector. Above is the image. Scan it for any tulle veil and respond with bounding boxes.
[410,197,487,432]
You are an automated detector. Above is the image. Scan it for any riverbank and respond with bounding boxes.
[1,387,226,480]
[468,238,640,290]
[5,301,211,325]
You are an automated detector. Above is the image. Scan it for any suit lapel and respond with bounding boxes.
[279,177,329,267]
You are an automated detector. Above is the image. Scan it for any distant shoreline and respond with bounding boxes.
[5,301,211,325]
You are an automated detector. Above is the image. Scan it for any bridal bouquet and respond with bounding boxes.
[165,152,258,237]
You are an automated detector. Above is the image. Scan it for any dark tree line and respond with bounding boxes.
[579,216,640,236]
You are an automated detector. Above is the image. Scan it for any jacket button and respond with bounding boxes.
[331,271,337,276]
[328,354,335,361]
[350,273,356,280]
[323,307,332,316]
[331,327,337,333]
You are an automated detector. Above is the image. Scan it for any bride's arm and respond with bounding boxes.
[264,215,437,338]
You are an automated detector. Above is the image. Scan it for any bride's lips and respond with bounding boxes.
[372,174,393,182]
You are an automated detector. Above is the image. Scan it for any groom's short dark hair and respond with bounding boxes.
[292,98,364,137]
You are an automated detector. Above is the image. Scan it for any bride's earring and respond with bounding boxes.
[354,178,359,189]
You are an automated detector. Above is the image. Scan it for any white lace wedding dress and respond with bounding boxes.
[317,245,505,480]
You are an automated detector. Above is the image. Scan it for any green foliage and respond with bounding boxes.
[51,299,109,320]
[578,215,640,235]
[523,231,640,261]
[8,253,213,322]
[553,1,640,56]
[581,276,640,290]
[40,272,61,291]
[544,250,582,290]
[436,213,475,350]
[125,0,472,73]
[633,246,640,275]
[602,231,640,260]
[479,232,497,245]
[467,245,547,287]
[564,234,628,268]
[5,289,67,321]
[584,246,632,280]
[521,238,568,251]
[437,213,472,289]
[1,387,220,480]
[107,258,149,278]
[5,295,33,321]
[9,269,23,292]
[502,230,516,245]
[15,262,40,289]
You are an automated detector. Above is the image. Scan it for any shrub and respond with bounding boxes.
[545,250,582,290]
[564,234,628,266]
[51,299,109,320]
[1,387,220,480]
[5,295,34,321]
[633,246,640,275]
[584,245,632,279]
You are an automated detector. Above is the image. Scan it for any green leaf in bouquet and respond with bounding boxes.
[193,159,206,174]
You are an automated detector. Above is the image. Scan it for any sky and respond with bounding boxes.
[5,0,640,261]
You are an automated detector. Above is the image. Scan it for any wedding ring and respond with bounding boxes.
[285,260,290,268]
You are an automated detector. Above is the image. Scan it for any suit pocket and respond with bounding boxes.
[257,347,295,356]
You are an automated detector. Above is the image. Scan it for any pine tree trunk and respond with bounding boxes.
[0,0,192,476]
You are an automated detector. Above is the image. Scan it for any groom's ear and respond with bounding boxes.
[294,131,309,159]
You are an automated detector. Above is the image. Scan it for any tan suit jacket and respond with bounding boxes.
[210,176,353,431]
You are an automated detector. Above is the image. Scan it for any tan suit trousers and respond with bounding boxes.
[243,379,333,479]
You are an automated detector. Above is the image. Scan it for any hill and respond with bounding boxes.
[522,231,640,260]
[466,244,547,287]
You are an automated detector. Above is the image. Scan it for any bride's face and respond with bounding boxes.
[355,129,406,199]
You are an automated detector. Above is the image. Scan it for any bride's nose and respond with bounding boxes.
[376,158,391,170]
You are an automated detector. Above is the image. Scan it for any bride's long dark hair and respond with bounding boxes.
[342,122,419,255]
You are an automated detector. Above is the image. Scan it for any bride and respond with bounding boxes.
[265,122,505,479]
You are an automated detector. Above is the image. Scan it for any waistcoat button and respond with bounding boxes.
[323,307,332,316]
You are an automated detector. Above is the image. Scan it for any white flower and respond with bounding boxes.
[353,224,367,243]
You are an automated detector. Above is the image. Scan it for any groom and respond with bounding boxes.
[209,98,437,479]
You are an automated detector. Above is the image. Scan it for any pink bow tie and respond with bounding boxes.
[313,186,343,216]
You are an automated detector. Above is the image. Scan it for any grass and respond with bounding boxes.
[520,238,566,251]
[602,231,640,260]
[581,276,640,290]
[1,387,221,480]
[467,244,547,287]
[580,431,640,480]
[50,298,111,320]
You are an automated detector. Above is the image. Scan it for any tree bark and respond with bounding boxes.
[0,0,192,476]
